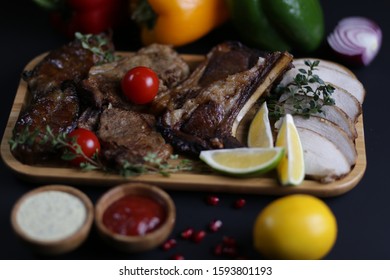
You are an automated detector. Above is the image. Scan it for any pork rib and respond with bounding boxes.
[157,41,293,156]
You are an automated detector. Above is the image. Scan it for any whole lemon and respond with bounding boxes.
[253,194,337,260]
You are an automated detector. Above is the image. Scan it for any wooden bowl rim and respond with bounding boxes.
[94,182,176,243]
[11,184,94,248]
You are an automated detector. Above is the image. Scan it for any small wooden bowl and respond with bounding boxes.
[95,183,176,253]
[11,185,94,255]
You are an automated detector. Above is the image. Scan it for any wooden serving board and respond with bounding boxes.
[0,52,367,197]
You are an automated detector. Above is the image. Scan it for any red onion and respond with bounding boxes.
[327,17,382,66]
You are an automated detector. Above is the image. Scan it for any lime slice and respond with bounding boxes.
[275,114,305,185]
[199,147,284,176]
[248,101,274,148]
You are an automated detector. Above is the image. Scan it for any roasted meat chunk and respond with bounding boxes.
[97,107,173,168]
[11,34,111,164]
[12,83,79,164]
[82,44,190,110]
[157,41,293,156]
[23,38,99,97]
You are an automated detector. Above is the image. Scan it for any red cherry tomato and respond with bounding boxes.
[121,66,159,104]
[67,128,101,166]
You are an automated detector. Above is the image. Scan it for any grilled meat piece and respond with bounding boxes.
[82,44,190,110]
[77,107,101,131]
[23,39,99,98]
[12,82,80,164]
[11,36,109,164]
[97,107,173,168]
[157,41,293,156]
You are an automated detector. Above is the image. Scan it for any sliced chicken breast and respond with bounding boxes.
[282,95,358,139]
[291,115,357,166]
[280,66,365,104]
[293,58,356,78]
[279,84,362,122]
[298,127,351,183]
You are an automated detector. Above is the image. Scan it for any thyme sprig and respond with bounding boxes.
[10,125,193,177]
[43,126,101,169]
[120,154,193,177]
[75,32,117,64]
[268,60,335,119]
[9,126,40,151]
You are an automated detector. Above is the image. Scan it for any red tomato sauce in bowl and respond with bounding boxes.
[102,194,166,236]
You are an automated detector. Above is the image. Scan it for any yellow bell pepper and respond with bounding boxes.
[131,0,230,47]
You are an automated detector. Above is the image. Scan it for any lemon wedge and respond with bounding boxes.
[199,147,284,176]
[275,114,305,185]
[248,101,274,148]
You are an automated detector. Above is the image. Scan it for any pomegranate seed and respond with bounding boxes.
[213,243,223,256]
[209,219,223,232]
[222,236,237,247]
[161,238,177,251]
[171,254,185,260]
[180,227,194,239]
[206,195,220,206]
[233,198,246,209]
[192,230,206,243]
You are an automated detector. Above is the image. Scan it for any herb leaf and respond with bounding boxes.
[268,60,335,119]
[75,32,117,64]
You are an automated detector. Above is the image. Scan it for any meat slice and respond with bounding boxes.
[22,38,99,98]
[297,128,351,182]
[293,58,356,78]
[280,65,365,104]
[82,44,190,110]
[97,107,173,168]
[12,83,79,164]
[279,79,362,123]
[291,115,357,166]
[282,95,358,139]
[157,41,293,156]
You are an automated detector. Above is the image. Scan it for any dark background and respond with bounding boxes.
[0,0,389,260]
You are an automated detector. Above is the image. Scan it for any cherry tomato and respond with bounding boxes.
[121,66,159,104]
[67,128,101,166]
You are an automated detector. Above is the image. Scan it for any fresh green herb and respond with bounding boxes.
[75,32,117,64]
[120,154,193,177]
[9,126,40,151]
[41,125,101,168]
[268,60,335,119]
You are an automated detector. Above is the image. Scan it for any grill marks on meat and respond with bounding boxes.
[157,42,293,156]
[98,107,173,167]
[81,44,190,110]
[12,39,101,164]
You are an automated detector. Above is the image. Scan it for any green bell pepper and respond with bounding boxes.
[226,0,325,52]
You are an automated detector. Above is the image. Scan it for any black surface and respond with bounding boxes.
[1,0,389,260]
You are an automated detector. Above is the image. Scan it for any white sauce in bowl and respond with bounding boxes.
[16,191,87,242]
